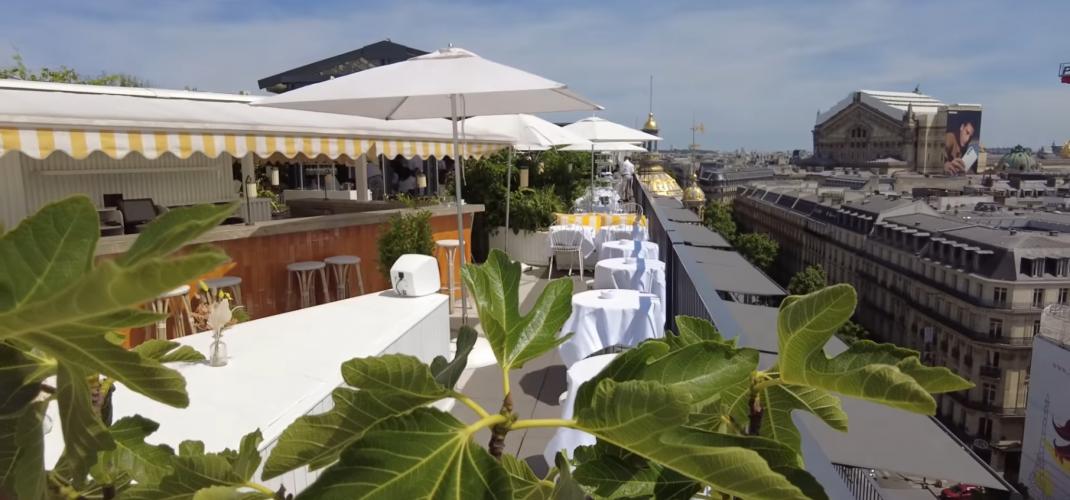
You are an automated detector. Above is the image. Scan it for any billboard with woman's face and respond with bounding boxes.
[944,109,983,175]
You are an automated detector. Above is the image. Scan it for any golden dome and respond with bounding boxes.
[643,112,657,132]
[1062,140,1070,159]
[682,171,706,203]
[636,153,682,197]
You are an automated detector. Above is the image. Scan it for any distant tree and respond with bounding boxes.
[0,53,148,87]
[735,232,778,271]
[837,320,870,345]
[702,201,737,241]
[788,264,827,295]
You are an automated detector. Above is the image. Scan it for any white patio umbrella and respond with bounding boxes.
[563,116,662,143]
[561,141,646,152]
[253,47,600,320]
[463,114,589,254]
[563,117,660,210]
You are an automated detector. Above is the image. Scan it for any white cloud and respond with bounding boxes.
[1,0,1066,148]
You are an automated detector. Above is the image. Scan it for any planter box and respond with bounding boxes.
[488,227,550,266]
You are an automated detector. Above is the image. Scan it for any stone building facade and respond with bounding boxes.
[812,90,981,175]
[735,187,1070,480]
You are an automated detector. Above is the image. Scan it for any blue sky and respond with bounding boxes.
[2,0,1068,150]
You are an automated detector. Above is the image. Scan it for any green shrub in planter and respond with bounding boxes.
[378,210,435,279]
[507,187,563,234]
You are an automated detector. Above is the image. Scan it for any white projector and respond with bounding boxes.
[390,254,441,297]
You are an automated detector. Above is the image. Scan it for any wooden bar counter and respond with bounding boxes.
[97,203,481,336]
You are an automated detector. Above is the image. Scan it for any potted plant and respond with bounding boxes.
[488,187,563,266]
[377,209,435,280]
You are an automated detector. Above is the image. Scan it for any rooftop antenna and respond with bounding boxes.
[689,115,705,179]
[648,75,654,115]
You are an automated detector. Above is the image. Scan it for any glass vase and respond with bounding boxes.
[209,329,228,367]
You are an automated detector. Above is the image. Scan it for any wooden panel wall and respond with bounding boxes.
[116,212,474,346]
[217,213,473,318]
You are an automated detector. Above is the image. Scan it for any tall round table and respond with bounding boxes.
[543,353,619,465]
[558,289,663,367]
[598,239,659,261]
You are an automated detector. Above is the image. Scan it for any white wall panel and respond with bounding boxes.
[20,151,238,215]
[0,152,27,230]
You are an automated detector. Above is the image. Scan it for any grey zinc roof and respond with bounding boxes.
[665,223,732,248]
[842,196,915,216]
[674,246,785,296]
[797,397,1007,490]
[883,213,973,233]
[722,302,779,353]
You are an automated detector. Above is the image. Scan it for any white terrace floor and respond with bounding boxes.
[447,267,586,477]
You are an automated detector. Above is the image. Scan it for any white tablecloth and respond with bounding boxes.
[549,224,597,260]
[593,258,666,327]
[595,224,648,248]
[558,289,663,367]
[598,239,659,261]
[543,353,618,465]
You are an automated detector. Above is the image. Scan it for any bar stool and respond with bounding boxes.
[324,255,365,300]
[286,261,329,310]
[202,276,243,306]
[436,239,462,312]
[148,285,195,340]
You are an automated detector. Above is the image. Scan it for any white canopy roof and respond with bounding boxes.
[462,114,589,151]
[0,80,512,160]
[563,116,661,143]
[251,47,601,119]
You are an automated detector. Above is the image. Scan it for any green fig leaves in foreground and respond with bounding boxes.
[777,284,972,414]
[461,249,573,372]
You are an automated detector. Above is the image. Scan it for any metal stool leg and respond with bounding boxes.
[445,247,457,312]
[232,284,243,308]
[179,294,195,336]
[150,298,170,340]
[318,267,330,304]
[297,271,312,309]
[286,271,295,311]
[356,264,365,295]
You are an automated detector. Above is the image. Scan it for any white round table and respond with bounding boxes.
[558,289,663,367]
[543,353,618,465]
[598,239,659,261]
[594,258,666,326]
[596,224,648,248]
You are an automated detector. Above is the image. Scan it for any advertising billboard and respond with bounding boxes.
[1020,307,1070,499]
[944,108,983,176]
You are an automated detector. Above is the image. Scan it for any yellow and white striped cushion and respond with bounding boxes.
[601,214,647,227]
[556,213,602,228]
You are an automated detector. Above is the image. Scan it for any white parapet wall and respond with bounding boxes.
[488,226,551,266]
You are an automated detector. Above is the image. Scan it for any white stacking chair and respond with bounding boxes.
[548,226,585,286]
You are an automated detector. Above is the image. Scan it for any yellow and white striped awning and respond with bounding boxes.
[0,81,510,162]
[0,128,505,161]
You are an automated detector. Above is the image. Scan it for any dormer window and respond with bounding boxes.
[1022,258,1046,277]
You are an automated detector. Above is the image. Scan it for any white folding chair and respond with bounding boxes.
[548,226,585,286]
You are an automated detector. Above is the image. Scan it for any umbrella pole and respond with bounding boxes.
[450,94,468,323]
[589,143,595,212]
[505,147,512,256]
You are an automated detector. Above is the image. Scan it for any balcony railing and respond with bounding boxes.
[857,269,1034,349]
[946,391,1026,417]
[980,365,1002,379]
